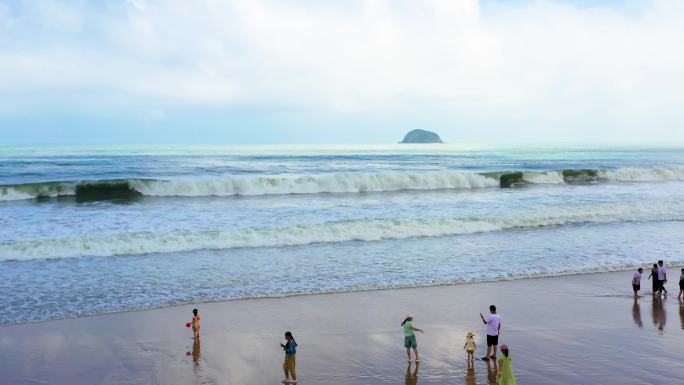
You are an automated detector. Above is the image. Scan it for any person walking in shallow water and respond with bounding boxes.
[401,314,424,363]
[480,305,501,361]
[496,344,517,385]
[648,264,658,295]
[281,331,297,383]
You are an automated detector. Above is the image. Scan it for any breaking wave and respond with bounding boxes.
[3,200,683,261]
[2,167,684,202]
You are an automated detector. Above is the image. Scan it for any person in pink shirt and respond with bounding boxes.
[632,268,643,298]
[479,305,501,361]
[656,260,668,296]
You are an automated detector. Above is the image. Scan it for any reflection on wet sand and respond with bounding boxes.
[465,360,476,385]
[405,362,419,385]
[651,296,666,333]
[679,299,684,329]
[632,298,643,328]
[485,358,498,385]
[186,337,201,367]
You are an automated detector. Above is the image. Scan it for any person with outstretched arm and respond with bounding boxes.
[480,305,501,361]
[401,314,424,363]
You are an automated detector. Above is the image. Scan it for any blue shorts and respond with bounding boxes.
[404,335,417,349]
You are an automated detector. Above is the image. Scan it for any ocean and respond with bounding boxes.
[2,144,684,324]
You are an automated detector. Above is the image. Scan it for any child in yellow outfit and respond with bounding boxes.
[463,331,477,361]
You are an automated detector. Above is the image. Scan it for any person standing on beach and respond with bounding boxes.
[657,260,667,295]
[648,264,658,294]
[191,308,201,339]
[496,344,517,385]
[281,331,297,383]
[632,268,643,298]
[678,268,684,300]
[480,305,501,361]
[463,331,477,362]
[402,314,424,363]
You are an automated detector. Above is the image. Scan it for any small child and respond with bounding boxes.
[497,344,517,385]
[632,268,643,298]
[463,331,477,361]
[191,308,201,339]
[678,268,684,300]
[281,331,298,383]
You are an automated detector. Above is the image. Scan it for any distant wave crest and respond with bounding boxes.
[1,167,684,202]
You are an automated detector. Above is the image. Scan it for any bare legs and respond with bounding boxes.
[484,345,497,360]
[406,347,419,362]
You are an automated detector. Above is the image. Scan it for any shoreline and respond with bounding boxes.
[2,268,684,384]
[1,263,659,327]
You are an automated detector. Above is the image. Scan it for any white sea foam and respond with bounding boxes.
[0,183,77,201]
[522,171,566,184]
[3,200,683,261]
[0,188,34,201]
[598,167,684,182]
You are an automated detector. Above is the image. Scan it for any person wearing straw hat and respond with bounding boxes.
[463,331,477,362]
[401,314,424,363]
[496,344,517,385]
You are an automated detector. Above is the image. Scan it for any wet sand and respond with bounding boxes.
[1,269,683,385]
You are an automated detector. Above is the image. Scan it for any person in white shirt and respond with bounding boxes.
[632,268,643,298]
[479,305,501,361]
[657,260,667,296]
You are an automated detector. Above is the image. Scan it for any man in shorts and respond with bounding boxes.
[480,305,501,361]
[632,267,643,298]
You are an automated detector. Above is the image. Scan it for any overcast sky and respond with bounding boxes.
[1,0,683,144]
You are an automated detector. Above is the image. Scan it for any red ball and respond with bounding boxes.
[185,322,191,328]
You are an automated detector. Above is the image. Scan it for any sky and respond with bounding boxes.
[1,0,684,144]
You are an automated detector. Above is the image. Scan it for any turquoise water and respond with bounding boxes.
[1,144,684,324]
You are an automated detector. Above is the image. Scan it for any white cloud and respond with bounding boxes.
[1,0,684,140]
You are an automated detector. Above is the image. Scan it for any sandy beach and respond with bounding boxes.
[5,1,684,383]
[1,268,683,385]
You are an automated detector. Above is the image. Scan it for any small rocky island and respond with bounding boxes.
[400,129,443,143]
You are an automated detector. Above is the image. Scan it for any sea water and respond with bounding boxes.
[1,144,684,324]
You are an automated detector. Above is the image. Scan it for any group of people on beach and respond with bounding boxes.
[185,305,514,384]
[182,262,682,384]
[631,260,684,298]
[402,305,516,385]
